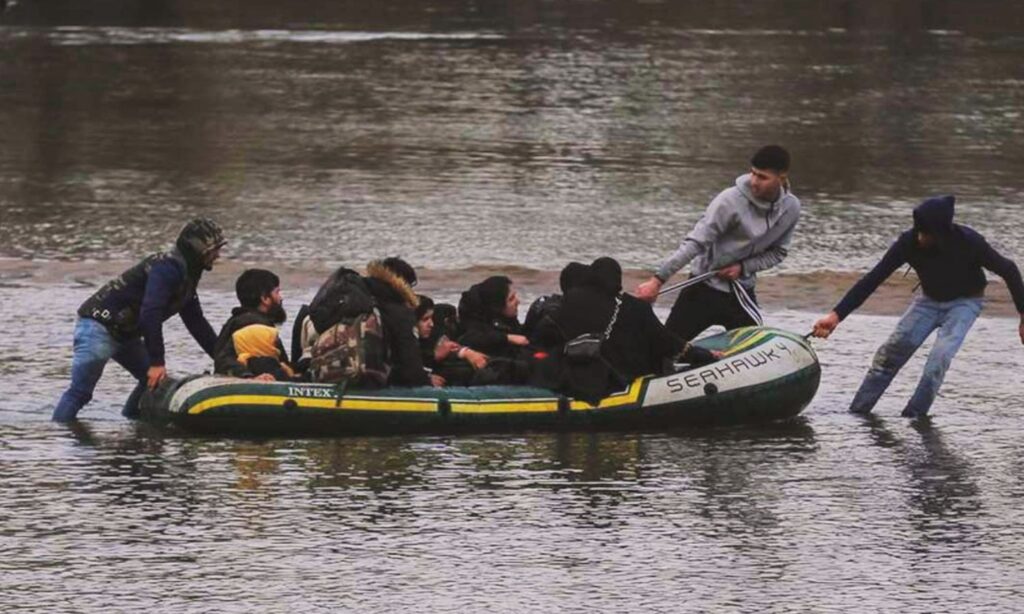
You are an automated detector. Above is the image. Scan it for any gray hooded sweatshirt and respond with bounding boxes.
[655,174,801,293]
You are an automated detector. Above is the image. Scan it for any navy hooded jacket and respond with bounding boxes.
[834,195,1024,319]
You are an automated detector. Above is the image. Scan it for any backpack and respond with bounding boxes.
[309,310,390,387]
[306,267,389,386]
[307,267,376,333]
[523,293,562,337]
[560,295,624,404]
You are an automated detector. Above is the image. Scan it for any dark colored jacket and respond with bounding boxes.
[457,286,523,359]
[556,288,684,382]
[213,307,290,378]
[363,263,431,387]
[77,247,217,365]
[835,196,1024,319]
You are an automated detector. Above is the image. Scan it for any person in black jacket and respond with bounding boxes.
[53,218,225,422]
[363,258,436,388]
[523,261,589,348]
[213,269,294,381]
[813,195,1024,417]
[415,295,488,386]
[457,276,529,359]
[456,276,535,384]
[555,257,718,402]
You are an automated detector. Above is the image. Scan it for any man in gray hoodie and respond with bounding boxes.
[635,145,801,341]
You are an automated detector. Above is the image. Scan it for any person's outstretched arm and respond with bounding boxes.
[636,194,733,301]
[813,236,909,338]
[976,234,1024,344]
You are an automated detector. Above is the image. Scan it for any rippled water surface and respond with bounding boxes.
[3,1,1024,270]
[4,282,1024,612]
[3,1,1024,611]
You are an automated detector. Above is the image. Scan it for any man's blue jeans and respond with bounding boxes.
[53,318,150,422]
[850,296,983,417]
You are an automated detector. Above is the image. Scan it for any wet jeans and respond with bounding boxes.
[53,318,150,422]
[850,296,983,417]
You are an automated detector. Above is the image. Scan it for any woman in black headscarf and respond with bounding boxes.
[457,276,528,358]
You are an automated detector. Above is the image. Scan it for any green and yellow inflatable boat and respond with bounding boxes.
[138,327,820,435]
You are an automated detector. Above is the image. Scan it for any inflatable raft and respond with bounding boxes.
[138,327,819,435]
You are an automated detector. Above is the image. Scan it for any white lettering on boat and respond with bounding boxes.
[661,340,799,396]
[287,386,336,399]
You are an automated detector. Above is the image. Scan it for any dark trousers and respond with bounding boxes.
[664,282,759,342]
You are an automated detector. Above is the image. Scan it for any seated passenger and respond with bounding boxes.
[300,259,436,388]
[415,295,488,386]
[214,268,295,381]
[430,302,459,343]
[555,257,717,402]
[362,258,437,388]
[457,276,532,384]
[524,261,589,348]
[289,303,314,377]
[458,276,528,357]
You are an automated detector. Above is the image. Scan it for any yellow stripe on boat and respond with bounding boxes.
[721,330,770,357]
[187,394,436,415]
[450,400,560,414]
[569,377,645,411]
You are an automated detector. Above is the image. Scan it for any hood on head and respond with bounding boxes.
[586,257,622,297]
[176,217,226,271]
[366,260,419,309]
[912,195,955,236]
[559,262,589,293]
[458,276,511,322]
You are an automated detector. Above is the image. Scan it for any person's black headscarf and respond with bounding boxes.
[559,262,589,294]
[587,257,622,297]
[459,275,512,322]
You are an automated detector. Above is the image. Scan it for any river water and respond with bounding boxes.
[2,1,1024,612]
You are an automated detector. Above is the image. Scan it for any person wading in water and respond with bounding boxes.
[53,218,226,422]
[812,195,1024,417]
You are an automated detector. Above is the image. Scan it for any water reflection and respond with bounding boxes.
[863,415,982,545]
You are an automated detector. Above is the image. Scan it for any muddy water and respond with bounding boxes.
[3,1,1024,612]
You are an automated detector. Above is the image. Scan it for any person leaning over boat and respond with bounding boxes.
[52,218,226,422]
[635,145,801,340]
[213,268,295,382]
[363,258,437,388]
[812,195,1024,417]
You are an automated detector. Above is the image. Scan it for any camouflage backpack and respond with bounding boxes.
[309,310,390,387]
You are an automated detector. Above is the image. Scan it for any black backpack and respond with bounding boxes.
[522,293,562,338]
[308,267,376,333]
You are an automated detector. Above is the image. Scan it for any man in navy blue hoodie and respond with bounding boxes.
[52,218,226,422]
[812,195,1024,417]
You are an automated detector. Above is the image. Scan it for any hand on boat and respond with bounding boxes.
[635,277,662,303]
[812,311,840,338]
[430,374,446,388]
[253,373,276,382]
[715,263,743,281]
[147,365,167,390]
